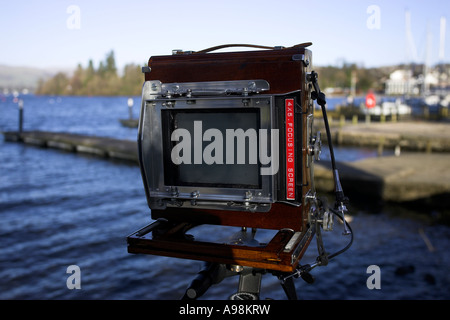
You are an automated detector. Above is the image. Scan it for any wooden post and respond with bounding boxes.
[426,141,432,154]
[391,113,397,123]
[127,98,134,120]
[424,106,430,119]
[18,99,24,134]
[377,136,385,157]
[339,114,345,128]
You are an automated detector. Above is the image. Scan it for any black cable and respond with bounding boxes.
[310,72,354,261]
[281,206,353,284]
[288,71,354,279]
[309,71,337,173]
[309,71,348,206]
[327,208,353,259]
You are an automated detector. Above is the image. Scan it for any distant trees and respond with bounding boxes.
[36,50,143,96]
[316,63,389,94]
[36,50,394,97]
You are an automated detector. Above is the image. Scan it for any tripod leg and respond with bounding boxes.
[280,276,298,300]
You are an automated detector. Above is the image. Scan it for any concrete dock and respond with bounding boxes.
[311,120,450,207]
[316,120,450,152]
[314,154,450,205]
[3,131,138,163]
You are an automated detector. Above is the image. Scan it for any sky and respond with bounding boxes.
[0,0,448,71]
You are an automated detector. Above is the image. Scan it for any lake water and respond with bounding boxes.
[0,95,449,300]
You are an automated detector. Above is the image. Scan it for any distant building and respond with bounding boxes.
[384,69,420,95]
[385,68,445,96]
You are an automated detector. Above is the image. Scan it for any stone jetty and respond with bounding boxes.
[316,120,450,152]
[3,131,138,163]
[314,153,450,205]
[311,120,450,206]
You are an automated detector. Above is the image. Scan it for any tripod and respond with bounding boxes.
[182,262,302,300]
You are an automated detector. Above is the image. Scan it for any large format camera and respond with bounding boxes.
[127,44,352,300]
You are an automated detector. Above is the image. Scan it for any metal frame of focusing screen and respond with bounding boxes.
[139,80,303,214]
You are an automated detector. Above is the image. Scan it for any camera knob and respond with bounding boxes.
[309,131,322,161]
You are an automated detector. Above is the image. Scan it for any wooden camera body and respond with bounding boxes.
[127,44,320,273]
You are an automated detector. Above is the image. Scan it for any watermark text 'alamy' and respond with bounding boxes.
[170,121,279,176]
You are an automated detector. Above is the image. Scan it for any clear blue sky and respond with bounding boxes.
[0,0,448,71]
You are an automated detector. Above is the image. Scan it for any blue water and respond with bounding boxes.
[0,95,449,300]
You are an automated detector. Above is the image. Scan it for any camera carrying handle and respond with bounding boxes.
[194,42,312,54]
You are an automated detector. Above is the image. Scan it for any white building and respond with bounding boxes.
[385,69,441,96]
[385,69,421,95]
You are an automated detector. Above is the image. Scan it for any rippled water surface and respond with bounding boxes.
[1,96,449,300]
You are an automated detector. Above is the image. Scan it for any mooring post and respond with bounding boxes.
[377,136,385,157]
[339,114,345,128]
[391,113,397,123]
[441,106,448,118]
[127,97,134,120]
[18,99,24,135]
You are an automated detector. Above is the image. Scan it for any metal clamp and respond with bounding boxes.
[146,80,270,99]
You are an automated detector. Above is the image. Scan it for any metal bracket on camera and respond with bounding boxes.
[146,80,270,99]
[279,194,353,289]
